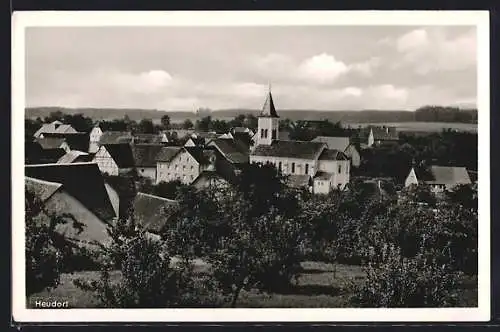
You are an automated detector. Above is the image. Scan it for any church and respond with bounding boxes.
[249,88,350,194]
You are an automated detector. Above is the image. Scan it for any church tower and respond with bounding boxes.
[256,85,279,146]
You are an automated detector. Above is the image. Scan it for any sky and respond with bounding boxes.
[25,25,477,111]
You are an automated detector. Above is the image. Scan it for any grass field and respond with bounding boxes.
[27,261,477,308]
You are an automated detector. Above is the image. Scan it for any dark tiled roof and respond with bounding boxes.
[286,174,311,188]
[131,144,165,167]
[132,192,179,233]
[34,121,77,137]
[426,165,472,186]
[259,91,279,118]
[192,171,231,189]
[318,149,348,161]
[102,144,135,168]
[132,133,167,144]
[99,131,133,145]
[25,162,116,221]
[35,137,66,150]
[313,172,334,180]
[25,177,63,202]
[312,136,350,151]
[362,126,399,141]
[184,147,217,165]
[251,140,326,160]
[209,138,249,164]
[156,146,183,162]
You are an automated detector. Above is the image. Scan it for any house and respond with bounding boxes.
[131,144,165,181]
[404,165,472,193]
[192,171,232,191]
[88,124,103,153]
[42,132,90,152]
[93,143,135,176]
[132,192,179,234]
[25,162,118,245]
[184,137,206,147]
[231,127,253,136]
[33,120,78,138]
[132,133,169,144]
[361,126,399,147]
[156,146,217,184]
[218,132,234,139]
[249,88,350,194]
[207,138,249,166]
[312,136,361,167]
[98,131,134,145]
[57,150,92,164]
[34,137,71,153]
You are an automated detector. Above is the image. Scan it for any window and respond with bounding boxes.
[261,129,265,138]
[346,164,349,174]
[291,162,295,173]
[272,129,277,139]
[191,165,194,170]
[264,129,268,138]
[305,164,309,175]
[278,162,282,171]
[338,165,342,174]
[183,165,186,170]
[190,175,194,180]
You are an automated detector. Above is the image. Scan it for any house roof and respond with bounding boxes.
[35,137,67,150]
[43,132,90,151]
[184,147,217,165]
[286,174,311,188]
[25,162,116,221]
[259,91,279,118]
[193,131,218,139]
[312,136,350,151]
[25,176,63,202]
[132,192,179,233]
[318,149,348,161]
[132,133,166,144]
[231,127,250,133]
[369,126,399,141]
[156,146,183,162]
[99,131,133,145]
[208,138,249,164]
[102,144,135,168]
[192,171,230,189]
[251,140,326,160]
[424,166,472,186]
[57,150,90,164]
[131,144,165,167]
[34,121,77,137]
[313,172,334,181]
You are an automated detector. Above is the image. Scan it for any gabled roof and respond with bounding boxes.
[25,176,63,202]
[312,136,350,151]
[318,149,348,161]
[35,137,67,150]
[132,192,179,233]
[259,91,279,118]
[57,150,90,164]
[33,121,77,137]
[313,172,335,181]
[99,131,133,145]
[131,144,165,167]
[192,171,231,189]
[25,162,116,221]
[156,146,183,162]
[193,131,218,139]
[231,127,251,134]
[424,165,472,186]
[286,174,311,188]
[251,140,326,160]
[368,126,399,141]
[208,138,249,164]
[101,144,135,168]
[184,147,217,165]
[43,132,90,151]
[132,133,166,144]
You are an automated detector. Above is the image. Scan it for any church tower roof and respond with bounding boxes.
[259,85,279,118]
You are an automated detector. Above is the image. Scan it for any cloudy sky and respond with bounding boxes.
[25,25,477,111]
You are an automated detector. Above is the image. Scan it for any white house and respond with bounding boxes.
[93,144,135,176]
[156,146,217,184]
[312,136,361,167]
[88,124,103,153]
[249,88,350,194]
[33,120,78,138]
[404,165,472,193]
[131,144,165,182]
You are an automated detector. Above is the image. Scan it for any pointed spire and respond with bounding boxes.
[260,84,279,118]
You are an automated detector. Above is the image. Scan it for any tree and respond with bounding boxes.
[196,116,212,132]
[62,113,94,133]
[161,114,171,130]
[44,110,64,123]
[182,119,194,130]
[137,119,155,134]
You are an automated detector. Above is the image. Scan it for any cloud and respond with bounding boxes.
[395,28,476,74]
[296,53,350,84]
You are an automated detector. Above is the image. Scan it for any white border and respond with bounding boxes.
[12,10,490,323]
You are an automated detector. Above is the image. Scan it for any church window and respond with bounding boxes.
[305,164,309,174]
[261,129,265,138]
[291,162,295,173]
[278,162,282,171]
[338,165,342,174]
[264,129,268,138]
[272,129,277,139]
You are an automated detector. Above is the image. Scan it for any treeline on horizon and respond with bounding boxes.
[25,105,478,124]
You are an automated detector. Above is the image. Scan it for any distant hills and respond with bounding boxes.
[25,106,478,124]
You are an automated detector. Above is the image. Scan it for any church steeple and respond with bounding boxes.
[256,84,279,146]
[259,83,279,118]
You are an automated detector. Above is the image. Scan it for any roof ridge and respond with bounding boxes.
[25,176,63,187]
[136,192,178,203]
[26,161,98,167]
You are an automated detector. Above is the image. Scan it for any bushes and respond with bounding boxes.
[350,245,462,307]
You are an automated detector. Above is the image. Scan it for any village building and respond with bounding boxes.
[131,144,165,182]
[88,124,103,153]
[25,162,119,245]
[249,88,350,194]
[34,137,71,154]
[404,165,472,193]
[132,133,169,144]
[192,171,232,191]
[42,132,90,152]
[361,126,400,148]
[93,143,135,176]
[311,136,361,167]
[156,146,217,185]
[33,120,78,138]
[57,150,92,164]
[98,131,134,145]
[132,192,179,234]
[231,127,255,137]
